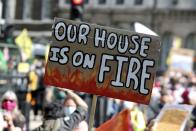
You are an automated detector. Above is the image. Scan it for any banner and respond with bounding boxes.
[169,48,194,72]
[44,18,161,104]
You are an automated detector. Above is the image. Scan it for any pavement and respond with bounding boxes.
[29,110,43,130]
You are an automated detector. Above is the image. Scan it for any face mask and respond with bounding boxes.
[2,100,16,112]
[64,106,76,116]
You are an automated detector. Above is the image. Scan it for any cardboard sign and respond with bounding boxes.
[169,48,194,72]
[44,18,161,104]
[154,104,193,131]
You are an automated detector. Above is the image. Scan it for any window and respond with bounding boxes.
[185,34,196,50]
[2,0,7,19]
[23,0,33,19]
[15,0,24,19]
[184,34,196,70]
[134,0,143,5]
[32,0,42,20]
[42,0,51,20]
[116,0,124,5]
[98,0,106,4]
[160,32,173,70]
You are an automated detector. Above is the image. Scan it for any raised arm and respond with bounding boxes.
[57,87,88,111]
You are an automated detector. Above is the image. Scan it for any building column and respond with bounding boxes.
[0,0,2,19]
[23,0,32,19]
[5,0,16,20]
[9,0,16,20]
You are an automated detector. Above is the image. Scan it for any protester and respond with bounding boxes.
[28,60,45,119]
[63,91,88,131]
[0,90,25,131]
[36,88,88,131]
[146,86,174,123]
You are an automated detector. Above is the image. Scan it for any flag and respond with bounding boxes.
[15,29,33,61]
[96,109,132,131]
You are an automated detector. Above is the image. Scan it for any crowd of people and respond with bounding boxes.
[0,88,89,131]
[0,55,196,131]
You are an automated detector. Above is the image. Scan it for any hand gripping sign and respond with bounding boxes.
[44,18,161,104]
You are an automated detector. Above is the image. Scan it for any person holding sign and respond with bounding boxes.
[63,88,88,131]
[63,93,88,131]
[44,18,160,131]
[36,88,88,131]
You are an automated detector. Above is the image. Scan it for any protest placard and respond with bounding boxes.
[44,18,161,104]
[153,104,193,131]
[169,48,194,72]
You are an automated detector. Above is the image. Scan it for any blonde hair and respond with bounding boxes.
[1,90,19,113]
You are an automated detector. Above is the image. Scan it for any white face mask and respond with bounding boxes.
[64,106,76,116]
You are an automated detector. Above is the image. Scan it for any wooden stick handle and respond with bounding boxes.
[88,95,98,131]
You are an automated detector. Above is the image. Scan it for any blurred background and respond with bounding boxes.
[0,0,196,131]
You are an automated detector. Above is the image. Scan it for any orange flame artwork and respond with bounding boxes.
[44,65,152,104]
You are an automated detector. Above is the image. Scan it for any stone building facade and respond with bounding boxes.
[1,0,196,70]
